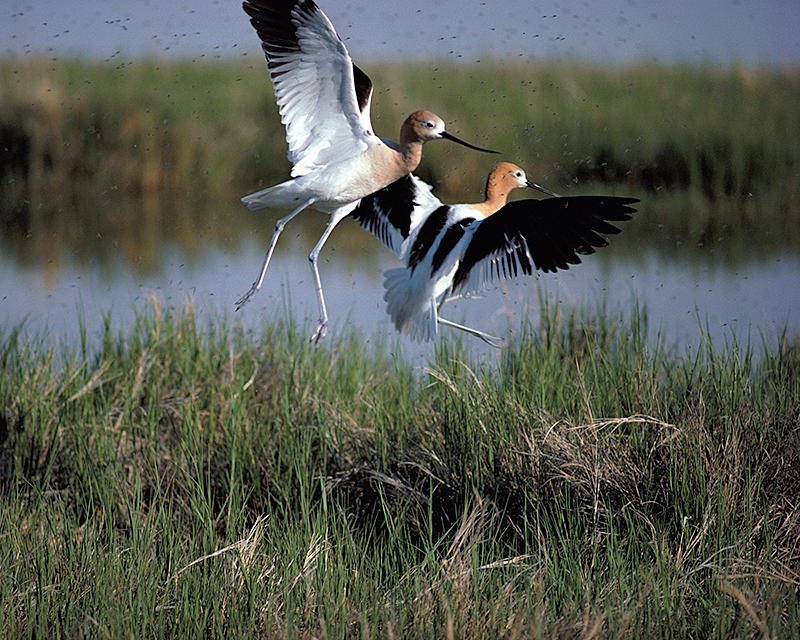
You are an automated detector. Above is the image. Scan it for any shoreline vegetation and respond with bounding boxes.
[1,57,799,270]
[1,302,799,637]
[2,55,799,637]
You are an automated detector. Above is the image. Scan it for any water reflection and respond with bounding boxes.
[2,200,797,363]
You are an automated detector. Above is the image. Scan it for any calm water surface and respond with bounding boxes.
[2,206,797,366]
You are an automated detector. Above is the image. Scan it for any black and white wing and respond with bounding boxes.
[451,195,638,292]
[243,0,374,177]
[349,174,442,256]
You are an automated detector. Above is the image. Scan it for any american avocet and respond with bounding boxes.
[350,162,638,346]
[237,0,497,345]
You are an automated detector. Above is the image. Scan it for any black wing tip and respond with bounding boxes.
[243,0,322,44]
[243,0,317,13]
[501,195,640,222]
[561,194,639,221]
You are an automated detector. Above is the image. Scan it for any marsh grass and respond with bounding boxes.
[2,57,798,269]
[1,298,799,638]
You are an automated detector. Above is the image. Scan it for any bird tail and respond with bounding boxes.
[383,268,438,343]
[241,180,302,211]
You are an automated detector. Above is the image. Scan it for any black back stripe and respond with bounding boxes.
[430,218,474,275]
[408,205,451,271]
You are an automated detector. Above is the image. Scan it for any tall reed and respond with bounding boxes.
[1,300,798,638]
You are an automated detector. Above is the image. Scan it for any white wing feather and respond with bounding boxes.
[267,3,372,176]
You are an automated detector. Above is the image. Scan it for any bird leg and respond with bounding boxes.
[307,207,351,347]
[437,317,504,349]
[434,293,503,348]
[235,198,316,310]
[442,291,484,304]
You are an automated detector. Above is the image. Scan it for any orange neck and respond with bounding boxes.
[470,172,514,217]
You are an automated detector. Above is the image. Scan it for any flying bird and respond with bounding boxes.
[350,162,638,346]
[237,0,497,345]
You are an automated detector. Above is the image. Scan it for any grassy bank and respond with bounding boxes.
[1,57,799,268]
[1,302,799,638]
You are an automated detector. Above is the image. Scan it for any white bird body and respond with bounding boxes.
[350,162,638,345]
[241,135,411,212]
[237,0,496,345]
[385,203,479,342]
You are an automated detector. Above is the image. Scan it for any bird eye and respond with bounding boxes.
[425,121,434,128]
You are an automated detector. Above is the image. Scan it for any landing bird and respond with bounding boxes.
[237,0,497,345]
[350,162,638,346]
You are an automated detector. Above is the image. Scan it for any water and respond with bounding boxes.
[2,210,797,365]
